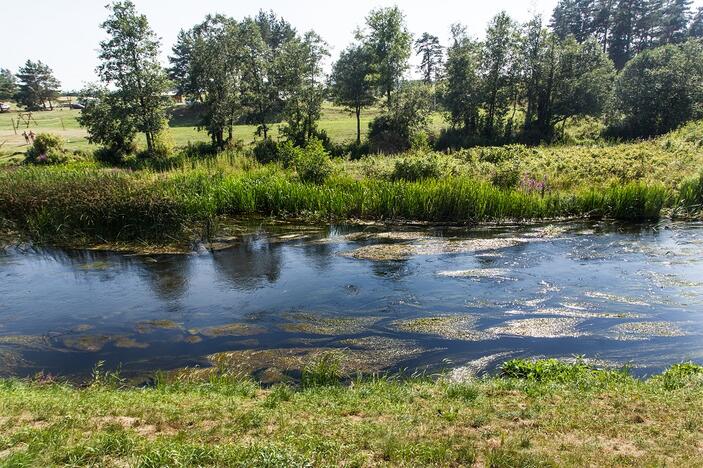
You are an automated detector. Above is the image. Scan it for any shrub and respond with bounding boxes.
[252,139,280,165]
[276,140,302,168]
[294,139,333,184]
[655,363,703,390]
[391,153,443,181]
[491,161,521,189]
[24,133,70,165]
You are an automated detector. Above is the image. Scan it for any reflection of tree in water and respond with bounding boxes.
[136,256,192,301]
[371,259,409,279]
[298,240,335,272]
[30,247,193,301]
[211,236,284,290]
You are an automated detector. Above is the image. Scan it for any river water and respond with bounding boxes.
[1,221,702,381]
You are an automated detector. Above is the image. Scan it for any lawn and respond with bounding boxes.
[1,102,448,162]
[1,360,702,466]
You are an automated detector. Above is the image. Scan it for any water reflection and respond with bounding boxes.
[211,236,284,290]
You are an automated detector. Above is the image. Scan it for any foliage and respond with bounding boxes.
[301,353,343,388]
[391,153,443,181]
[14,60,61,111]
[93,1,170,154]
[368,83,433,153]
[24,134,71,165]
[294,138,333,184]
[329,44,376,144]
[415,32,444,84]
[654,362,703,390]
[611,39,703,137]
[78,85,138,163]
[360,6,413,104]
[0,68,17,101]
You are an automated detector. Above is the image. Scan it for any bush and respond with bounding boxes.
[24,133,70,165]
[276,141,302,168]
[490,161,521,189]
[391,153,443,181]
[294,139,333,184]
[655,363,703,390]
[252,139,280,165]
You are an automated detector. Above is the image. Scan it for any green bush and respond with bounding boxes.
[294,139,333,184]
[491,161,521,189]
[24,133,70,165]
[276,140,302,168]
[655,363,703,390]
[252,139,280,165]
[391,153,442,181]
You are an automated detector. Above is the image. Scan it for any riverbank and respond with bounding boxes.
[1,360,702,466]
[0,121,701,244]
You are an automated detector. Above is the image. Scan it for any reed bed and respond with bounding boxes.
[0,164,673,243]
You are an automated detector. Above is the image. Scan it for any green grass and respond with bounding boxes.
[0,163,671,243]
[1,360,703,466]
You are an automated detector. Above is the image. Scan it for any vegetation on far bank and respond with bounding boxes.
[0,120,701,244]
[1,359,703,466]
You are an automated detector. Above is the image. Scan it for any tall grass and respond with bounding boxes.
[0,164,671,242]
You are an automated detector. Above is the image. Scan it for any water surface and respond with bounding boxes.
[1,221,702,380]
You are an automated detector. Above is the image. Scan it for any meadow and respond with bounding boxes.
[1,359,703,466]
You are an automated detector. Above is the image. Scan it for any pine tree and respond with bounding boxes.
[15,60,61,110]
[415,33,443,84]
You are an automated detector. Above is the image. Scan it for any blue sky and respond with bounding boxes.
[2,0,701,90]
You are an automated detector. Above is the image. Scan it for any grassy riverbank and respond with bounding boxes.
[1,360,702,466]
[0,121,701,244]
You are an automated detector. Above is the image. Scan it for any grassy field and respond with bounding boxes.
[1,359,703,466]
[0,103,447,163]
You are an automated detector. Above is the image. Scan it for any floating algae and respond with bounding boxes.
[437,269,513,280]
[135,320,181,334]
[609,321,687,341]
[488,318,587,338]
[343,231,432,242]
[393,315,493,341]
[62,335,111,352]
[0,335,53,350]
[113,336,149,349]
[585,291,651,307]
[507,307,640,319]
[280,312,379,335]
[343,237,528,261]
[198,323,266,337]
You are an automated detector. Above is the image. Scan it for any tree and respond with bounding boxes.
[361,6,412,105]
[481,12,521,138]
[442,24,482,133]
[169,28,203,99]
[368,82,432,153]
[691,7,703,37]
[0,69,17,101]
[329,44,376,144]
[238,17,284,140]
[659,0,692,44]
[94,1,169,154]
[78,84,137,162]
[613,40,703,136]
[415,33,443,84]
[14,60,61,110]
[279,31,330,146]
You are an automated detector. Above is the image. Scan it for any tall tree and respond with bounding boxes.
[279,31,330,146]
[614,39,703,136]
[481,12,521,138]
[659,0,692,44]
[415,33,443,84]
[14,60,61,110]
[442,24,482,133]
[95,1,169,153]
[329,44,376,144]
[361,6,412,105]
[691,7,703,37]
[169,28,204,99]
[0,69,17,101]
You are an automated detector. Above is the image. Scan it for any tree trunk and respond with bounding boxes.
[356,107,361,145]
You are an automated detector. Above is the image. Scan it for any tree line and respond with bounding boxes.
[2,1,702,161]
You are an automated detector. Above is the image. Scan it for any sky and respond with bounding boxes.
[2,0,701,90]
